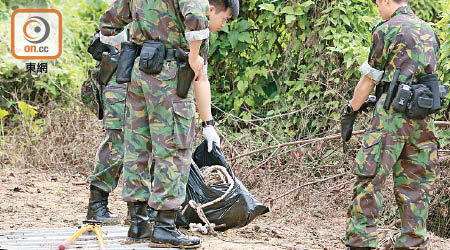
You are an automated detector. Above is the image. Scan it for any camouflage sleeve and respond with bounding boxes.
[179,0,209,42]
[99,0,132,36]
[368,28,387,71]
[360,27,387,83]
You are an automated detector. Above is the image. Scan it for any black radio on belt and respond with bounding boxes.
[392,84,412,113]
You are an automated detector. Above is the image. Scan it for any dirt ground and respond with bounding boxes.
[0,167,448,250]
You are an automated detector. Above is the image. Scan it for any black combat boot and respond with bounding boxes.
[127,201,152,240]
[125,205,156,226]
[150,210,201,248]
[86,185,119,225]
[147,206,158,224]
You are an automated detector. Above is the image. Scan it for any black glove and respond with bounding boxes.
[340,95,377,152]
[341,102,358,152]
[87,31,118,61]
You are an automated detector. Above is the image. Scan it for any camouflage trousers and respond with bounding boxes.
[345,94,439,249]
[87,129,124,193]
[122,59,195,210]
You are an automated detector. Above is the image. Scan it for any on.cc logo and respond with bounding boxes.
[11,9,62,59]
[23,16,51,44]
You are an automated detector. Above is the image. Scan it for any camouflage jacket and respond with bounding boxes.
[99,0,209,55]
[101,73,127,130]
[368,6,440,83]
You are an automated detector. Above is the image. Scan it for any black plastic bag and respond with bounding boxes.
[176,141,269,230]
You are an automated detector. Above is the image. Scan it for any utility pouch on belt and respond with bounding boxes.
[175,48,194,99]
[99,52,119,85]
[406,84,433,119]
[419,74,447,113]
[138,40,166,74]
[116,41,140,83]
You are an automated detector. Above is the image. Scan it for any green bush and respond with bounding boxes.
[0,0,107,113]
[209,0,449,137]
[410,0,442,23]
[0,0,447,130]
[437,0,450,82]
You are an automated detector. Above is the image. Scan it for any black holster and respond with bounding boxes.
[98,52,119,85]
[175,48,194,99]
[383,69,401,111]
[116,41,140,84]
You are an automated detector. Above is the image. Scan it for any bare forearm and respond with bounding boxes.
[193,75,213,122]
[350,75,376,111]
[189,40,202,57]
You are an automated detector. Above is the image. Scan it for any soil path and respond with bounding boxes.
[0,168,448,249]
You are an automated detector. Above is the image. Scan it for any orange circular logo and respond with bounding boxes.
[23,16,50,44]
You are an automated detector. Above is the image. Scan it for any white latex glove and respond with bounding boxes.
[202,126,220,152]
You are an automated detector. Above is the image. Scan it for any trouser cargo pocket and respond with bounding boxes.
[102,84,127,130]
[353,130,382,177]
[172,101,195,149]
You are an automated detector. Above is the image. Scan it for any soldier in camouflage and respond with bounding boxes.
[85,29,129,225]
[99,0,239,247]
[341,0,440,249]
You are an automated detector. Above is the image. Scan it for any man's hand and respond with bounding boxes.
[341,95,377,152]
[188,54,204,81]
[202,126,220,152]
[87,31,118,61]
[341,102,358,152]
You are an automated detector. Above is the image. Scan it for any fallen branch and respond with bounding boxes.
[230,121,450,161]
[230,130,365,161]
[435,121,450,127]
[264,173,346,203]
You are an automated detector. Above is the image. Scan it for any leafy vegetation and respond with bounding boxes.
[210,0,449,137]
[0,0,107,113]
[0,0,447,132]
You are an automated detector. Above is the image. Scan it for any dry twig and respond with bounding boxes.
[230,121,450,161]
[264,173,346,203]
[230,130,365,161]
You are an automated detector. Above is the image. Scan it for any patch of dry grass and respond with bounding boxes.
[0,102,103,176]
[0,102,448,239]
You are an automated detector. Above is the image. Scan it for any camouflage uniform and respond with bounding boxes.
[99,0,209,210]
[87,74,127,193]
[345,6,440,249]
